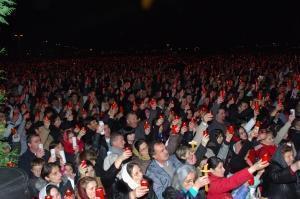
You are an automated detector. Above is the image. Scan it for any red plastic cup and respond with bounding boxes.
[141,179,149,188]
[144,121,150,130]
[64,189,73,197]
[45,196,53,199]
[182,122,187,127]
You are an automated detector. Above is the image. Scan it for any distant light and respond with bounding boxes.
[89,48,93,51]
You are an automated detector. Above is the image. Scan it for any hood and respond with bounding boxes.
[271,144,289,168]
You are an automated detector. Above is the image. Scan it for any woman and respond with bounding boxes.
[165,164,210,199]
[111,162,157,199]
[62,129,84,163]
[39,163,73,199]
[207,156,268,199]
[45,184,62,199]
[77,176,99,199]
[175,145,197,165]
[228,126,253,173]
[132,139,151,174]
[78,160,104,191]
[262,143,300,199]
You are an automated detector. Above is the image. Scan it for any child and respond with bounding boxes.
[28,158,47,198]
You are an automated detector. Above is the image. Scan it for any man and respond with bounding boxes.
[103,132,132,171]
[146,141,182,199]
[19,133,49,177]
[123,112,145,140]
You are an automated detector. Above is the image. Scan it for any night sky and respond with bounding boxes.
[2,1,300,50]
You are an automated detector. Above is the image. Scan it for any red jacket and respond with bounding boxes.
[207,168,253,199]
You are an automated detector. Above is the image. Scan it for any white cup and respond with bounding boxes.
[72,137,77,148]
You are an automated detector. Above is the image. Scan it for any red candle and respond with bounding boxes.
[262,153,270,162]
[219,90,225,98]
[125,146,132,152]
[45,196,53,199]
[254,101,260,111]
[95,187,105,199]
[64,189,73,197]
[81,160,87,168]
[257,92,262,100]
[182,122,187,127]
[171,125,178,134]
[111,102,118,109]
[144,121,150,130]
[203,130,209,137]
[141,179,149,188]
[248,177,254,186]
[159,114,164,119]
[227,125,234,134]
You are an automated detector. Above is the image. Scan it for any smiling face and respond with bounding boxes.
[182,172,196,190]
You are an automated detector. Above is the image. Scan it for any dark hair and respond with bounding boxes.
[49,140,61,150]
[134,139,147,152]
[126,162,139,178]
[46,184,60,196]
[41,163,60,180]
[110,132,123,146]
[26,133,40,144]
[280,144,293,155]
[148,141,164,158]
[207,156,223,170]
[30,158,45,168]
[84,116,97,126]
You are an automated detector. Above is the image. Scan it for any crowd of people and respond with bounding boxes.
[1,52,300,199]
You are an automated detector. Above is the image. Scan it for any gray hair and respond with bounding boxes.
[171,164,197,191]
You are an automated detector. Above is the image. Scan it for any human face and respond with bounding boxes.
[68,133,75,143]
[49,187,62,199]
[86,166,96,178]
[182,172,196,190]
[54,117,61,128]
[64,165,74,178]
[216,134,224,144]
[216,109,226,123]
[31,165,43,178]
[211,162,225,177]
[88,120,98,131]
[28,136,41,152]
[239,128,248,140]
[153,143,169,163]
[238,102,248,113]
[46,166,62,184]
[185,150,197,165]
[127,114,138,128]
[86,181,97,199]
[263,133,274,145]
[127,133,135,145]
[138,142,149,158]
[113,135,125,149]
[104,124,111,138]
[130,165,143,184]
[283,151,294,166]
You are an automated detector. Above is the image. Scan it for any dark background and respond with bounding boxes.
[1,1,300,52]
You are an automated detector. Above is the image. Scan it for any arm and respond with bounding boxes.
[274,120,292,145]
[243,118,256,134]
[209,168,252,193]
[217,141,230,161]
[269,165,297,184]
[166,134,182,155]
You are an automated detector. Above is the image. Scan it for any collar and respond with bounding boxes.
[155,160,169,167]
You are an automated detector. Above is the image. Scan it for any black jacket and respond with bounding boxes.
[110,177,157,199]
[262,145,300,199]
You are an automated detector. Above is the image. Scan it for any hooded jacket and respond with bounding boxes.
[262,144,300,199]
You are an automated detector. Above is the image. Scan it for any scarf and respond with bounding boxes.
[132,144,150,161]
[121,163,140,190]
